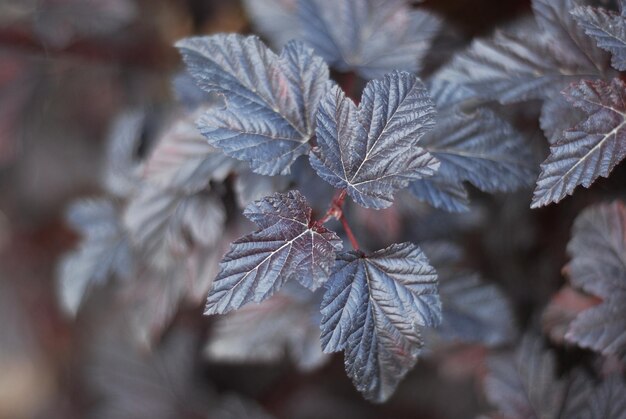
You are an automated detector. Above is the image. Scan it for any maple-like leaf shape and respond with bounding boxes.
[205,191,342,315]
[573,5,626,71]
[320,243,441,402]
[58,199,134,315]
[298,0,441,79]
[439,0,611,104]
[563,201,626,359]
[143,108,238,193]
[310,71,439,209]
[176,34,329,176]
[532,79,626,207]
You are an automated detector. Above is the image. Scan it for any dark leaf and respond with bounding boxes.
[579,375,626,419]
[320,243,441,402]
[176,35,329,175]
[564,201,626,358]
[411,106,534,212]
[310,71,439,209]
[205,190,342,315]
[143,108,238,193]
[241,0,299,48]
[573,5,626,71]
[58,199,134,315]
[234,170,290,208]
[424,242,516,346]
[205,287,328,371]
[124,186,225,269]
[440,0,611,104]
[533,79,626,207]
[298,0,441,79]
[485,336,567,419]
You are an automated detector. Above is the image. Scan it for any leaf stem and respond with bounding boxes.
[317,189,360,250]
[340,214,360,250]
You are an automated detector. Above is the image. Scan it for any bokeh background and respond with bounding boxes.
[2,1,624,418]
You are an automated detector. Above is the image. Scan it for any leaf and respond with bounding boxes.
[573,5,626,71]
[205,190,342,315]
[532,78,626,207]
[540,95,585,144]
[298,0,441,79]
[320,243,441,402]
[484,336,567,419]
[241,0,299,49]
[579,375,626,419]
[424,242,516,346]
[176,34,329,175]
[124,186,225,269]
[410,106,534,212]
[213,395,276,419]
[143,108,238,193]
[234,170,290,208]
[310,71,439,209]
[408,178,470,213]
[205,288,328,371]
[57,199,134,315]
[101,110,144,197]
[439,0,611,104]
[563,201,626,358]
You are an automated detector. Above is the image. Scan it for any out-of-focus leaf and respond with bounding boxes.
[410,106,534,212]
[320,243,441,402]
[34,0,138,47]
[102,110,144,197]
[533,79,626,207]
[87,326,211,419]
[573,5,626,71]
[542,286,601,345]
[176,35,329,175]
[205,190,342,315]
[234,170,290,208]
[124,187,225,269]
[241,0,299,48]
[563,201,626,359]
[440,0,612,104]
[540,95,586,144]
[206,288,328,371]
[58,199,134,315]
[213,395,275,419]
[298,0,441,79]
[310,71,439,209]
[424,242,516,346]
[579,375,626,419]
[143,108,237,193]
[485,336,569,419]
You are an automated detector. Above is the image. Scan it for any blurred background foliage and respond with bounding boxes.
[2,0,625,418]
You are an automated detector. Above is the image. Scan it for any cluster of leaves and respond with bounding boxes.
[57,0,626,409]
[440,0,626,207]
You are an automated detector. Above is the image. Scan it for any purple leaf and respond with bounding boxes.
[205,190,342,315]
[310,71,439,209]
[320,242,441,402]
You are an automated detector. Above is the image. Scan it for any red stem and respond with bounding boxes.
[316,189,360,250]
[340,214,360,250]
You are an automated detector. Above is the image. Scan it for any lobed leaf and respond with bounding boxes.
[205,190,342,315]
[310,71,439,209]
[573,5,626,71]
[533,78,626,207]
[176,34,329,175]
[298,0,441,79]
[440,0,611,104]
[58,199,134,315]
[320,242,441,402]
[563,201,626,358]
